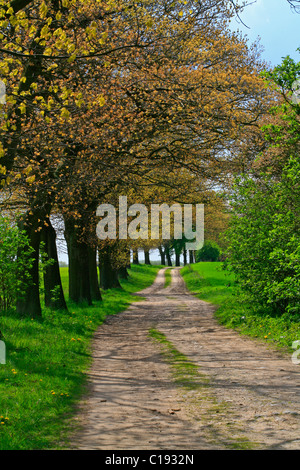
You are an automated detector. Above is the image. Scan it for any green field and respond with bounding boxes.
[181,262,300,354]
[0,264,161,450]
[181,261,236,305]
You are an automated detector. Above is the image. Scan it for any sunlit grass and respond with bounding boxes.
[181,262,235,306]
[148,328,209,389]
[164,268,172,288]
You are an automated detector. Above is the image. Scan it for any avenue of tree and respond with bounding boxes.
[0,0,299,317]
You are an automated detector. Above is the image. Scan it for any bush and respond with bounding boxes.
[223,157,300,316]
[0,216,34,310]
[196,240,221,262]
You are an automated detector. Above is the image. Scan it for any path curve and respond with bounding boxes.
[72,268,300,450]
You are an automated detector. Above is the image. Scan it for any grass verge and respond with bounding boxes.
[0,264,161,450]
[181,262,300,353]
[164,268,172,288]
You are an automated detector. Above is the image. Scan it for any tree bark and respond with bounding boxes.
[126,248,131,269]
[11,0,35,14]
[41,218,68,310]
[64,217,92,305]
[175,252,181,267]
[158,246,166,265]
[165,248,172,267]
[132,249,139,265]
[16,212,42,317]
[118,265,129,280]
[88,246,102,301]
[98,247,121,289]
[189,250,194,264]
[144,248,151,265]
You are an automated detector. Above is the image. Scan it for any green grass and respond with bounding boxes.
[181,262,236,305]
[164,268,172,288]
[181,262,300,353]
[148,328,209,390]
[0,264,161,450]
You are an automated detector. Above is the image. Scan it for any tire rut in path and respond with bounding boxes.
[71,268,300,450]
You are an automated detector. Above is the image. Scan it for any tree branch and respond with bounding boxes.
[9,0,34,13]
[287,0,300,12]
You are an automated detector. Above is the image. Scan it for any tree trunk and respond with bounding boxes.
[189,250,194,264]
[41,218,68,310]
[158,246,166,265]
[165,248,172,267]
[125,248,131,269]
[99,247,121,289]
[118,265,129,280]
[88,246,102,301]
[183,249,187,265]
[132,249,139,265]
[64,217,92,305]
[144,248,151,265]
[16,212,42,317]
[175,252,181,267]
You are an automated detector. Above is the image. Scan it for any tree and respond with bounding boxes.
[41,217,67,310]
[196,240,221,262]
[0,0,273,315]
[253,55,300,176]
[0,215,34,311]
[287,0,300,12]
[223,157,300,315]
[98,242,122,290]
[223,50,300,316]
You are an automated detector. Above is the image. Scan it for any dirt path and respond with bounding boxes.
[72,268,300,450]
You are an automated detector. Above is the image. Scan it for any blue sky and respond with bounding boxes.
[230,0,300,67]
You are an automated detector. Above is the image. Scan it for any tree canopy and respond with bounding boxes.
[0,0,277,315]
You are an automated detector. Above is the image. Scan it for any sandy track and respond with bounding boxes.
[72,268,300,450]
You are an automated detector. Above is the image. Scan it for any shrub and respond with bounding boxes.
[223,157,300,316]
[0,216,34,310]
[196,240,221,262]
